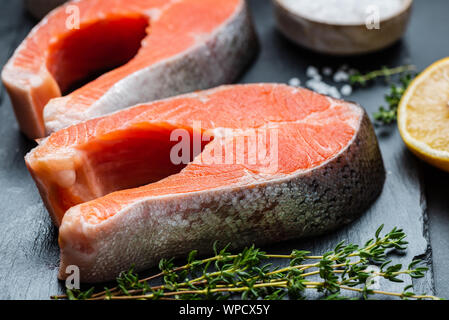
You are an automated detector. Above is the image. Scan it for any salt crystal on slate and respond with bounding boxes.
[300,63,354,99]
[328,87,341,99]
[306,78,341,99]
[341,84,353,96]
[288,77,301,87]
[306,66,319,78]
[334,70,350,82]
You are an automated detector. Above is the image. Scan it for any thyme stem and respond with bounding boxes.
[53,225,441,301]
[350,65,416,85]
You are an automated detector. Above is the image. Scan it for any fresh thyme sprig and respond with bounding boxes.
[52,225,441,301]
[349,65,416,86]
[373,74,415,124]
[347,65,417,124]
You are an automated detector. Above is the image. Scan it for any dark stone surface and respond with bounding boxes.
[0,0,447,299]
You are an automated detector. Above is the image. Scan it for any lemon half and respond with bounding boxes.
[398,57,449,172]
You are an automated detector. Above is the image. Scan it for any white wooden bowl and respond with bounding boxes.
[273,0,413,55]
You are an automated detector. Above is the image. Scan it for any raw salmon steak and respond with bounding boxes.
[25,84,385,282]
[2,0,257,139]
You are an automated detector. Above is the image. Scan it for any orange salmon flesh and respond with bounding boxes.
[2,0,257,139]
[25,84,385,282]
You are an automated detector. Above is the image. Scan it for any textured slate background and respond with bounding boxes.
[0,0,448,299]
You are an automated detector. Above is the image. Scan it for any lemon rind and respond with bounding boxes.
[398,57,449,161]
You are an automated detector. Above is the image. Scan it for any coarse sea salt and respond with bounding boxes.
[333,70,350,83]
[306,66,320,78]
[288,77,301,87]
[289,64,357,99]
[306,78,341,99]
[279,0,404,25]
[340,84,353,96]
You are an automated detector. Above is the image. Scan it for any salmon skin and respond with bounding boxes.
[25,84,385,282]
[2,0,258,139]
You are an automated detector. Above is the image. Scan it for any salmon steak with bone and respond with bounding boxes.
[2,0,258,139]
[25,84,385,282]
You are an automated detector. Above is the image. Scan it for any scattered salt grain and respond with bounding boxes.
[288,77,301,87]
[333,70,349,83]
[306,79,341,99]
[328,87,342,99]
[291,63,356,98]
[279,0,404,25]
[306,66,319,78]
[340,84,353,96]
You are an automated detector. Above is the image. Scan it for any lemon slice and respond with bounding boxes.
[398,57,449,172]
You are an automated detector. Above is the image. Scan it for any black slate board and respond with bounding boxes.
[0,0,446,299]
[239,0,433,298]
